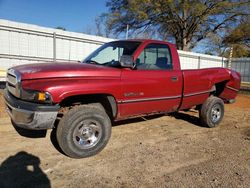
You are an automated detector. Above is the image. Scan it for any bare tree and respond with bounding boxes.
[105,0,250,51]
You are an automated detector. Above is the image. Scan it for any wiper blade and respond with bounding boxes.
[85,60,99,65]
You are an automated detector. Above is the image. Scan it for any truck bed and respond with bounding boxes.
[180,67,240,110]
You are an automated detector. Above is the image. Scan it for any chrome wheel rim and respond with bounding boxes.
[73,120,102,149]
[211,104,221,123]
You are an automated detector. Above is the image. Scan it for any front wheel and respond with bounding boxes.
[199,96,224,128]
[56,105,111,158]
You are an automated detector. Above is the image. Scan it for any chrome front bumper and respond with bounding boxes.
[4,89,59,130]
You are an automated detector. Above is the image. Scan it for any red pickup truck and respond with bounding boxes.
[4,39,240,158]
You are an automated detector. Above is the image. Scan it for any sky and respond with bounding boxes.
[0,0,230,55]
[0,0,108,32]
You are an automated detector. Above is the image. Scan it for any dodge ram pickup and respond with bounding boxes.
[4,39,241,158]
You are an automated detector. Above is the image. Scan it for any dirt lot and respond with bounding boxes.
[0,91,249,188]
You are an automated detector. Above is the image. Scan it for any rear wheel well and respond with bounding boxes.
[213,81,228,97]
[195,81,228,111]
[215,81,227,96]
[59,94,117,119]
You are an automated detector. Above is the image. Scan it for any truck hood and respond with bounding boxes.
[12,62,122,80]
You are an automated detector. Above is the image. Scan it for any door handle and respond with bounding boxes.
[171,76,178,82]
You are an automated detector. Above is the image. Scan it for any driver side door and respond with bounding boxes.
[119,43,182,118]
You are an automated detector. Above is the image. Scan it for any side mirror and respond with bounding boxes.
[120,55,135,69]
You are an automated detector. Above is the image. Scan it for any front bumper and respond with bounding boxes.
[4,89,59,130]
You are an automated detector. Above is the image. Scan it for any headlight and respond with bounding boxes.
[21,89,53,103]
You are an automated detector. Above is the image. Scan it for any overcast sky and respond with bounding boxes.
[0,0,107,32]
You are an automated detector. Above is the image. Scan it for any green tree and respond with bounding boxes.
[223,19,250,57]
[223,19,250,48]
[105,0,250,51]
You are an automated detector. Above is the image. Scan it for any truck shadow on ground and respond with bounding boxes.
[50,112,203,156]
[169,111,204,127]
[114,111,203,128]
[12,121,47,138]
[50,127,66,156]
[0,151,51,188]
[114,114,165,126]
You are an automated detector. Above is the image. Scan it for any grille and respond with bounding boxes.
[6,69,21,98]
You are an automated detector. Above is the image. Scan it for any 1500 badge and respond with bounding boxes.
[124,92,144,97]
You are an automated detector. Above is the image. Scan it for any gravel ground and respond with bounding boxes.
[0,92,249,188]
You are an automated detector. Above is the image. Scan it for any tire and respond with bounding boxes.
[199,96,224,128]
[56,104,111,158]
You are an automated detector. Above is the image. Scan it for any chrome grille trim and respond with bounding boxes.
[6,74,17,85]
[6,69,21,98]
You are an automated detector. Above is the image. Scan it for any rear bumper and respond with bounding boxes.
[4,89,59,130]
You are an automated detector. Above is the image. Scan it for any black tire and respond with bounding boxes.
[199,96,224,128]
[56,104,111,158]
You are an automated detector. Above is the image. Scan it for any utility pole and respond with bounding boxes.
[126,24,129,39]
[228,46,234,68]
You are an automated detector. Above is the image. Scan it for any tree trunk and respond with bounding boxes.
[182,38,191,51]
[176,37,191,51]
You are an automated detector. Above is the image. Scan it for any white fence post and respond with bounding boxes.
[53,32,56,62]
[198,56,201,69]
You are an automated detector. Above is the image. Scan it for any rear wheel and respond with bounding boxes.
[56,105,111,158]
[199,96,224,128]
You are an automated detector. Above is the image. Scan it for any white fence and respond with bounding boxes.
[0,19,112,71]
[231,58,250,82]
[178,50,226,69]
[0,19,227,80]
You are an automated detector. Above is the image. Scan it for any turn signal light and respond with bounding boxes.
[37,92,46,101]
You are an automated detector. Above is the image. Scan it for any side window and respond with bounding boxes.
[136,43,172,70]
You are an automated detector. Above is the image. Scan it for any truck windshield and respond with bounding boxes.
[83,41,141,67]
